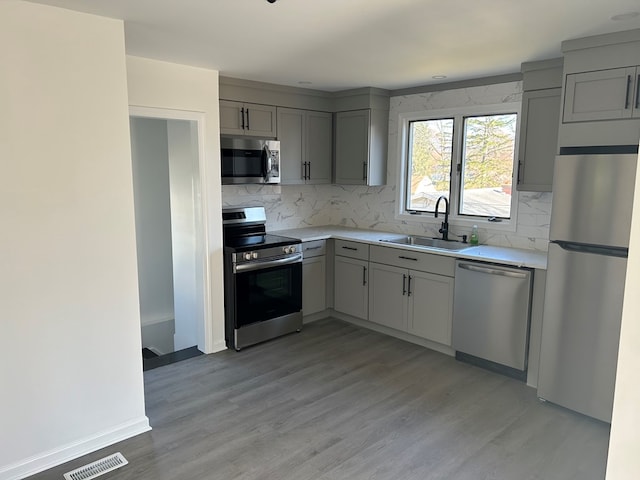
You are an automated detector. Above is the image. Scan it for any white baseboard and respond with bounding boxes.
[201,338,227,354]
[140,314,174,327]
[0,417,151,480]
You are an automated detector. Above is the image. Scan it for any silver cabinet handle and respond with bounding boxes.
[625,75,632,109]
[362,266,367,286]
[457,262,527,279]
[305,246,322,251]
[407,275,413,297]
[362,161,367,181]
[342,246,358,251]
[241,107,245,129]
[234,253,302,273]
[636,74,640,109]
[402,274,407,295]
[245,108,250,129]
[398,255,418,261]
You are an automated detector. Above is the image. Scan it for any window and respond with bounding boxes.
[401,105,519,224]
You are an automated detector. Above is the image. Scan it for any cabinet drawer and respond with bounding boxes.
[335,239,369,260]
[302,240,326,258]
[370,245,455,277]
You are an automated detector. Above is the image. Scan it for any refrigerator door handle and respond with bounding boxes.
[555,241,628,258]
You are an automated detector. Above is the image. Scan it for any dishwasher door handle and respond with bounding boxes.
[457,262,528,279]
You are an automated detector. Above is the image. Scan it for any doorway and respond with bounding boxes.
[129,110,207,369]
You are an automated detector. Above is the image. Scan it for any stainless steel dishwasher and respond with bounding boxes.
[452,260,533,381]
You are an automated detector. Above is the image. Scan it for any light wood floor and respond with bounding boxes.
[30,318,610,480]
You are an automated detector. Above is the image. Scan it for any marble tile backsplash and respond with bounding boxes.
[222,185,552,251]
[222,80,553,252]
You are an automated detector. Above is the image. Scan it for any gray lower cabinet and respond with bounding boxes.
[368,263,407,331]
[335,109,388,186]
[563,67,640,123]
[220,100,277,137]
[333,240,369,320]
[517,88,561,192]
[406,270,454,345]
[368,245,455,346]
[302,240,326,316]
[277,108,332,184]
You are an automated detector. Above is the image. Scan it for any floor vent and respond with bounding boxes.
[63,453,128,480]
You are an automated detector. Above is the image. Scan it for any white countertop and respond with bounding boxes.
[272,226,548,270]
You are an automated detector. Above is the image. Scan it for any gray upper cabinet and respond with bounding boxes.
[558,30,640,147]
[306,111,333,184]
[517,58,563,192]
[278,108,305,184]
[335,109,388,186]
[220,100,277,137]
[277,107,332,185]
[563,67,640,123]
[517,88,561,192]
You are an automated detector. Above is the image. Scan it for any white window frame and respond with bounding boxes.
[395,103,521,233]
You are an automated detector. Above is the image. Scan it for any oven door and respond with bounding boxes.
[233,258,302,328]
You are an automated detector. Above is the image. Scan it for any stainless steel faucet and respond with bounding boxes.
[434,195,449,241]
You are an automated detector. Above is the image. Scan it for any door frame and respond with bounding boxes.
[129,105,214,354]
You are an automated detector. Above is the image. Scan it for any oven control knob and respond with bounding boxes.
[243,252,252,261]
[283,246,292,254]
[252,252,258,259]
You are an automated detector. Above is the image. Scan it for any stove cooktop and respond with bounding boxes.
[224,233,300,252]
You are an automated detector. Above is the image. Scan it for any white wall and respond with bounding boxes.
[606,148,640,479]
[126,56,225,354]
[130,117,175,329]
[0,2,149,479]
[223,82,552,251]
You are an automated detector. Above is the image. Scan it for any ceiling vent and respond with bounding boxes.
[63,452,128,480]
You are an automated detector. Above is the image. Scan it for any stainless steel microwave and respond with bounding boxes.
[221,137,280,185]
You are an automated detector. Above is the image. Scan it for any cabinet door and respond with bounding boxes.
[219,100,245,135]
[335,110,370,185]
[517,88,561,192]
[368,263,408,332]
[245,103,277,137]
[407,270,454,346]
[305,111,332,184]
[334,256,368,320]
[563,67,637,122]
[277,108,306,185]
[303,256,326,316]
[220,101,277,137]
[633,69,640,118]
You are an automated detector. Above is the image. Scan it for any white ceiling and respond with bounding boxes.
[27,0,640,92]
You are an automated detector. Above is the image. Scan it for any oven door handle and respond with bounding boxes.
[234,253,303,273]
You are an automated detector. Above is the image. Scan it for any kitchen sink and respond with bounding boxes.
[380,235,473,251]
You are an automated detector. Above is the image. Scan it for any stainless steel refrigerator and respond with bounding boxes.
[537,145,638,423]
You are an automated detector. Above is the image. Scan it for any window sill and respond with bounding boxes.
[396,211,517,234]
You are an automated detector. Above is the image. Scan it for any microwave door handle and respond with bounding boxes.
[262,145,271,180]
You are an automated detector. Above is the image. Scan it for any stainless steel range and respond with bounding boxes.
[222,206,302,351]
